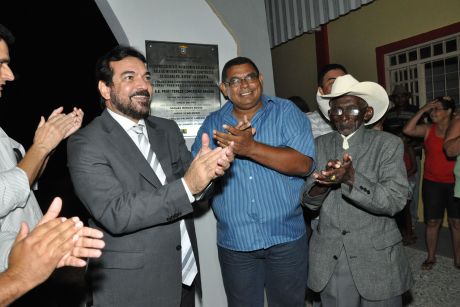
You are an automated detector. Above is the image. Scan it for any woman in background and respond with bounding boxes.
[403,96,459,270]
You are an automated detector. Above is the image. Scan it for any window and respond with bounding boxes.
[376,22,460,109]
[386,35,459,107]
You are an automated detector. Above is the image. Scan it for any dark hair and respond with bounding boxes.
[0,24,15,46]
[95,46,147,108]
[95,45,147,87]
[436,96,456,115]
[221,57,259,83]
[317,63,348,86]
[288,96,310,113]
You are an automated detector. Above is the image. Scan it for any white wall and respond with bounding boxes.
[206,0,275,96]
[95,1,274,306]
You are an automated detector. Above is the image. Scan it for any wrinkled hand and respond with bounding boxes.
[38,197,104,268]
[213,120,255,156]
[33,107,84,153]
[313,153,354,186]
[7,206,84,289]
[185,133,234,194]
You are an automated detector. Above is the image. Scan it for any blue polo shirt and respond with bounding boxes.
[191,95,315,251]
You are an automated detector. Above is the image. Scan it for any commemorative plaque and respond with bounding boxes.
[145,41,221,137]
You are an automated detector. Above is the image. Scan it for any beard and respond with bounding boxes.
[110,89,151,120]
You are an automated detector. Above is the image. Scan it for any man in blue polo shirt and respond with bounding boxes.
[192,57,315,307]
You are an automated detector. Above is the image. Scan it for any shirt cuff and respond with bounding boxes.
[181,178,196,203]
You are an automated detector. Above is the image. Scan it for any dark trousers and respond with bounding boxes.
[218,234,308,307]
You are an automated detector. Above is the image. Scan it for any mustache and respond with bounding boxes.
[129,90,151,99]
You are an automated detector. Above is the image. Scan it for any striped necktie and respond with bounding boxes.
[132,124,166,184]
[131,124,197,285]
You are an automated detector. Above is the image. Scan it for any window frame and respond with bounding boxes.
[376,22,460,107]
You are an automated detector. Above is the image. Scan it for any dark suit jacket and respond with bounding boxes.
[67,110,200,307]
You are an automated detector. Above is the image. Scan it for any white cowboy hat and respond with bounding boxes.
[316,74,389,125]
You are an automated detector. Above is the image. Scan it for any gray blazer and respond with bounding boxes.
[67,110,200,307]
[301,126,413,301]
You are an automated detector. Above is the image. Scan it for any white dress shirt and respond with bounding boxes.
[0,127,42,272]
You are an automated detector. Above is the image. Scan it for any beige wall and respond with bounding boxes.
[271,0,460,109]
[271,33,317,110]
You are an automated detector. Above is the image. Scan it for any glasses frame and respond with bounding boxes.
[223,72,259,88]
[329,105,365,117]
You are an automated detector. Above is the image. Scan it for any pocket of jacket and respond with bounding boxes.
[371,228,402,250]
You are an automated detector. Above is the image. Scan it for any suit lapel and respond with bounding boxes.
[101,111,162,187]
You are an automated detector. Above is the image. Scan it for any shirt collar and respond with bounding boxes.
[107,108,146,133]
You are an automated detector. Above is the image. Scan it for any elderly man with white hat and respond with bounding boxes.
[301,75,413,307]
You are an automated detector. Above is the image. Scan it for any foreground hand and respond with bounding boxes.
[64,107,84,138]
[8,211,83,289]
[39,197,104,268]
[57,225,104,267]
[33,106,84,153]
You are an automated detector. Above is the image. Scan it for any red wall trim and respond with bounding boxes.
[376,22,460,86]
[315,25,330,73]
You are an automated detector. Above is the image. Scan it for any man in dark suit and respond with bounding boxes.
[301,75,413,306]
[67,46,234,307]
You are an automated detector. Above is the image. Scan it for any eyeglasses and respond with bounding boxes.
[223,72,259,88]
[329,106,364,116]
